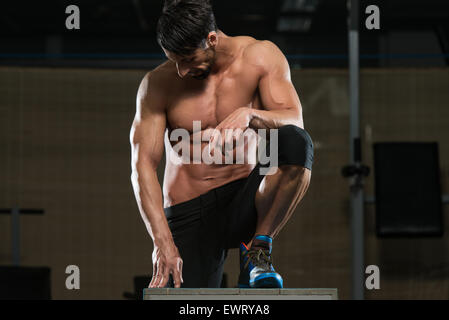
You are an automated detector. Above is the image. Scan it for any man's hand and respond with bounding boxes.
[149,243,184,288]
[209,107,253,155]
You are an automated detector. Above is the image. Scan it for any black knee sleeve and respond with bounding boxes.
[277,125,314,170]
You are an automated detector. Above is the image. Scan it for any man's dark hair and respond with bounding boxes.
[157,0,218,56]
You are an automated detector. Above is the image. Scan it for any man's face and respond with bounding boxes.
[164,46,215,80]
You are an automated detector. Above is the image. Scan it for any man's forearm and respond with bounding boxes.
[131,167,174,249]
[249,107,303,130]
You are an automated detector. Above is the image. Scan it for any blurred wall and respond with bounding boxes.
[0,66,448,299]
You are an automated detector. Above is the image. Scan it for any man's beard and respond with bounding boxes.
[192,66,212,80]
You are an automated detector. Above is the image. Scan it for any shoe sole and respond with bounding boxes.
[250,274,283,288]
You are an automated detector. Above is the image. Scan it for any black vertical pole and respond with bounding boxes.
[11,207,20,266]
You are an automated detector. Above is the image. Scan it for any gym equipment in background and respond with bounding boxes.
[373,142,444,237]
[0,208,51,299]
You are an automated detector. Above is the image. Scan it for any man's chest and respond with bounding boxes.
[166,70,262,132]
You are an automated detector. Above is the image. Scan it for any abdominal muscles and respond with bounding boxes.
[162,134,259,207]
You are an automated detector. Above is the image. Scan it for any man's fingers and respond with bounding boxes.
[172,259,184,288]
[172,270,182,288]
[153,262,164,288]
[178,259,184,284]
[149,263,158,288]
[208,131,216,152]
[158,265,170,288]
[221,129,232,155]
[224,129,231,149]
[209,127,219,142]
[220,129,226,152]
[237,129,248,149]
[225,129,238,152]
[209,129,223,155]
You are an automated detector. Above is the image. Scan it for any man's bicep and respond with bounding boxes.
[258,72,301,112]
[256,42,301,112]
[131,113,166,171]
[131,73,167,170]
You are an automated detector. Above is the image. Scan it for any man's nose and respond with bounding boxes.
[176,63,189,78]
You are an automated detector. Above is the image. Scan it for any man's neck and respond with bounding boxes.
[211,31,238,74]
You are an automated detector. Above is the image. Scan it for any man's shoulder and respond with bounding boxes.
[138,61,180,102]
[146,61,178,87]
[240,38,285,67]
[137,61,178,110]
[244,38,279,52]
[234,36,273,53]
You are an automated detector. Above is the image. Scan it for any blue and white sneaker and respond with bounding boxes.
[237,235,283,288]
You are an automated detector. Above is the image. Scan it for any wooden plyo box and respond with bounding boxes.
[143,288,338,300]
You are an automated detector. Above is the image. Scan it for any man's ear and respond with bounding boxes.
[207,31,218,48]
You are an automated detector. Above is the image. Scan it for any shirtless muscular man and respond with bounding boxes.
[130,0,314,289]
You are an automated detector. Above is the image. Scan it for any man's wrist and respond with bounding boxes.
[153,233,175,249]
[247,108,259,127]
[248,108,266,129]
[247,107,256,121]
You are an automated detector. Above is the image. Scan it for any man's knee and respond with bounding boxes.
[277,125,314,170]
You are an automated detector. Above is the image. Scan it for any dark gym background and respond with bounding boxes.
[1,0,448,299]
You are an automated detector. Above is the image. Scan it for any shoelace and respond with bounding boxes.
[244,249,272,270]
